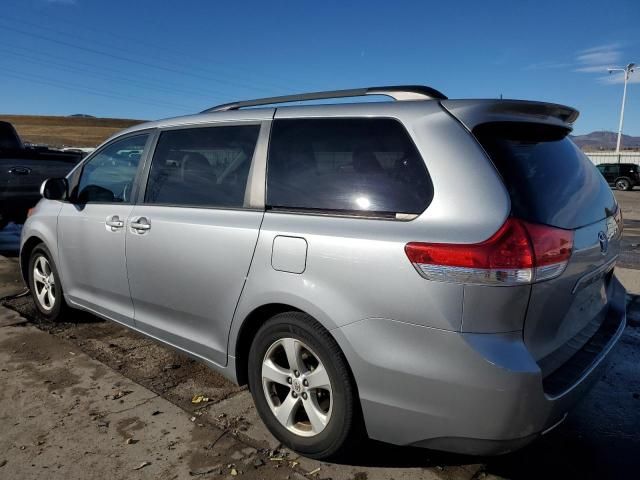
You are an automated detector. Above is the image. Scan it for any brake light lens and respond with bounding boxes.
[405,218,573,285]
[614,206,623,235]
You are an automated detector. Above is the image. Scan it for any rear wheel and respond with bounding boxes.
[615,178,632,191]
[248,312,361,459]
[28,244,68,320]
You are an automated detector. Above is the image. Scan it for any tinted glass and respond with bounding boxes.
[267,118,433,216]
[145,125,260,208]
[75,134,148,203]
[474,122,616,229]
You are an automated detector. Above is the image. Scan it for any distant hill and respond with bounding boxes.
[0,114,146,148]
[3,115,638,152]
[571,131,640,151]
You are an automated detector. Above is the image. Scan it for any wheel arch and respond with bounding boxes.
[232,302,357,394]
[20,235,46,284]
[234,303,303,386]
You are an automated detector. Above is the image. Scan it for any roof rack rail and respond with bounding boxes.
[201,85,447,113]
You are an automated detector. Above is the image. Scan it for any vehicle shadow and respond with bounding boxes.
[335,438,474,469]
[2,293,104,326]
[327,429,599,478]
[326,410,629,479]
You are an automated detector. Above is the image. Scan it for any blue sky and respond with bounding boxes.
[1,0,639,135]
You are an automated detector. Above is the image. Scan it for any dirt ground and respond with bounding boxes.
[0,320,306,480]
[1,190,640,479]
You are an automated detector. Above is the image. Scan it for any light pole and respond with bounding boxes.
[608,63,636,156]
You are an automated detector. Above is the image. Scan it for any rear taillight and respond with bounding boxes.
[405,218,573,285]
[614,206,623,235]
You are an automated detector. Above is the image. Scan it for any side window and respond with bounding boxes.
[144,125,260,208]
[75,134,149,204]
[266,118,433,216]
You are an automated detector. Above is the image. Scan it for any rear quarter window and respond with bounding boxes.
[474,122,616,229]
[266,118,433,218]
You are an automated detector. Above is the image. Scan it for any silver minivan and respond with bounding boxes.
[20,86,626,459]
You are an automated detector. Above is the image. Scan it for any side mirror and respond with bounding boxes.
[40,178,68,201]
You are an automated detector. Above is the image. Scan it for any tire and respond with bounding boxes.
[28,244,68,320]
[248,312,362,459]
[615,178,631,191]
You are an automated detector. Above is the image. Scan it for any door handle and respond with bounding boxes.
[105,215,124,231]
[130,217,151,233]
[8,166,31,175]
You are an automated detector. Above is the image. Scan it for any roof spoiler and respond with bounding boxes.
[441,99,579,131]
[201,85,447,113]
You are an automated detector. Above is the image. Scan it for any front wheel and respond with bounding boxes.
[28,244,68,320]
[248,312,362,459]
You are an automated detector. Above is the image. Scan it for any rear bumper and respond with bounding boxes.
[334,277,626,455]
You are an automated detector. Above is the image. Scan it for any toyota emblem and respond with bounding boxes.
[598,231,608,255]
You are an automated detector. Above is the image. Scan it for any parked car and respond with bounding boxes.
[0,121,82,228]
[20,86,625,459]
[596,162,640,190]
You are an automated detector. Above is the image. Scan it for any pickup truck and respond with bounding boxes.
[1,121,83,228]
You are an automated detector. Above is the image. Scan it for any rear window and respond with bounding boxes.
[266,118,433,218]
[474,122,616,229]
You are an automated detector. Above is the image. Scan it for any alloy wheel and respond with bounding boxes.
[261,337,333,437]
[33,255,56,311]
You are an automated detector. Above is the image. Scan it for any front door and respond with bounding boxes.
[125,122,266,365]
[603,165,617,184]
[57,133,151,326]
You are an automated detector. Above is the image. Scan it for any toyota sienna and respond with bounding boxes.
[20,86,626,459]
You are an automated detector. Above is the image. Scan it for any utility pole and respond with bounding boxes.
[608,63,636,159]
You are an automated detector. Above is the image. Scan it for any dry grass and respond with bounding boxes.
[0,114,146,148]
